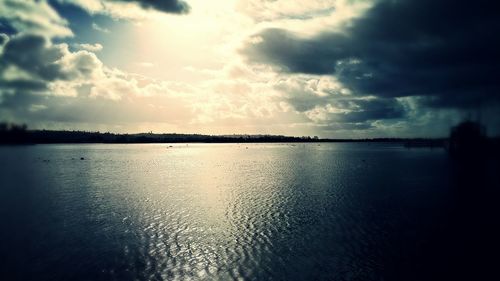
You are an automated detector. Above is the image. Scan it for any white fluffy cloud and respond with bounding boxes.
[0,34,186,111]
[73,43,103,52]
[60,0,189,21]
[0,33,286,134]
[92,23,110,33]
[238,0,373,37]
[237,0,337,21]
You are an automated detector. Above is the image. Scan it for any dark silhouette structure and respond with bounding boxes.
[0,123,28,144]
[448,120,486,158]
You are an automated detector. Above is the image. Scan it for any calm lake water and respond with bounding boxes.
[0,143,498,281]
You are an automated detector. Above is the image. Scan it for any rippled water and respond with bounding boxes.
[0,143,498,280]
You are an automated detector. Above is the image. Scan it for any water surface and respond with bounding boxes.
[0,143,498,280]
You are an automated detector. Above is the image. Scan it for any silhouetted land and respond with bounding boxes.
[1,122,499,155]
[0,122,438,144]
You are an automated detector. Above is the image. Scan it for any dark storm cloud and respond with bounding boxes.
[332,98,406,123]
[282,89,405,122]
[273,75,407,123]
[244,0,500,108]
[302,98,406,130]
[1,34,66,81]
[321,122,374,131]
[1,33,102,82]
[0,91,43,111]
[112,0,190,14]
[1,80,48,91]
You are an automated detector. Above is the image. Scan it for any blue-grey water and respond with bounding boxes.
[0,143,498,281]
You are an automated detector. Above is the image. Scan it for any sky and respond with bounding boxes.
[0,0,499,138]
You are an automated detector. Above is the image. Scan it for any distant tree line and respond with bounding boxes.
[0,122,432,144]
[1,122,498,150]
[0,123,326,144]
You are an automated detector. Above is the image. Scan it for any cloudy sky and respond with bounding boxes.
[1,0,499,138]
